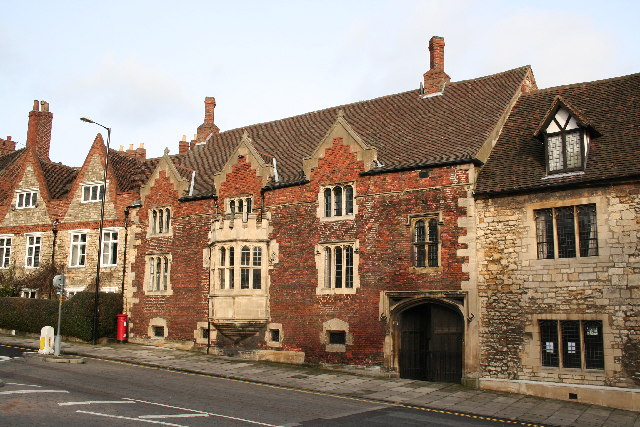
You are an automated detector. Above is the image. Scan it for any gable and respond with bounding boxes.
[140,153,190,204]
[213,132,274,193]
[0,164,50,227]
[302,113,378,181]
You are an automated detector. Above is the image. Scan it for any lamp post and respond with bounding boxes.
[80,117,111,345]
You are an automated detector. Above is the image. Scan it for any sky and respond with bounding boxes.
[1,1,639,167]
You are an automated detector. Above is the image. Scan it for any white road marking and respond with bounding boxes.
[76,410,187,426]
[0,356,12,361]
[0,389,69,395]
[59,400,136,406]
[5,382,42,387]
[125,398,282,426]
[139,414,209,419]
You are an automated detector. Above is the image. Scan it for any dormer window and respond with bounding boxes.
[543,107,589,174]
[16,189,38,209]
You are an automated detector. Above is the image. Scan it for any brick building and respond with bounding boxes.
[124,37,537,387]
[2,37,637,409]
[0,100,153,297]
[474,73,640,409]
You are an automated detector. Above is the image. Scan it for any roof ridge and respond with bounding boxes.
[524,71,640,95]
[214,65,533,138]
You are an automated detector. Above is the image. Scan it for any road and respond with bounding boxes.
[0,344,517,426]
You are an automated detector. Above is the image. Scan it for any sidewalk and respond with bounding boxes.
[1,334,638,427]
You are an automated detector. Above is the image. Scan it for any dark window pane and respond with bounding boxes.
[270,329,280,342]
[561,321,582,368]
[325,247,332,289]
[345,185,353,215]
[240,269,249,289]
[414,220,426,268]
[229,247,235,266]
[324,188,332,217]
[241,246,250,266]
[345,246,353,288]
[334,187,342,216]
[556,207,576,258]
[252,269,261,289]
[246,198,252,214]
[329,331,346,345]
[584,321,604,369]
[153,326,164,337]
[334,247,343,288]
[535,209,554,259]
[540,320,559,367]
[577,204,598,257]
[428,218,439,267]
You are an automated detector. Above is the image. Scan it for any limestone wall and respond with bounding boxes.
[476,183,640,388]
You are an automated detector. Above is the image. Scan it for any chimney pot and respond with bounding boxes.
[139,142,144,148]
[129,144,134,150]
[33,100,39,111]
[181,135,187,142]
[119,145,124,151]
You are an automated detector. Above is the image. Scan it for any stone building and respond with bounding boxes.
[0,100,153,297]
[474,73,640,409]
[125,37,537,387]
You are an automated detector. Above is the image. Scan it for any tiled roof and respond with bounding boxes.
[0,148,25,174]
[476,72,640,195]
[108,149,154,193]
[179,66,531,196]
[39,159,78,199]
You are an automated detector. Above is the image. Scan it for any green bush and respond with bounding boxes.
[0,292,123,341]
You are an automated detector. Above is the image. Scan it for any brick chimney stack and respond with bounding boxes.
[178,135,189,155]
[26,100,53,160]
[196,96,220,142]
[0,136,16,156]
[423,36,451,96]
[125,142,146,159]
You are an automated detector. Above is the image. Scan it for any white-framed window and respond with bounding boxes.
[534,204,598,259]
[322,183,355,219]
[228,196,253,221]
[16,189,38,209]
[69,232,87,267]
[215,244,264,291]
[25,234,42,268]
[81,182,104,202]
[147,254,171,293]
[150,207,171,235]
[411,215,440,268]
[20,288,38,298]
[317,241,359,294]
[0,236,12,268]
[101,229,119,266]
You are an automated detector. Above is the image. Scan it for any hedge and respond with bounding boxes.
[0,292,123,341]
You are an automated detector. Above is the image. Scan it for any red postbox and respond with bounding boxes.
[116,314,128,343]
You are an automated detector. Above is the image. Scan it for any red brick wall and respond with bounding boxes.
[265,140,470,364]
[128,170,213,341]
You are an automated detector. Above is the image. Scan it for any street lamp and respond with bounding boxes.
[80,117,111,345]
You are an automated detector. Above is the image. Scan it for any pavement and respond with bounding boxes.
[0,334,638,427]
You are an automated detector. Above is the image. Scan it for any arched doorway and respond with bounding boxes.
[398,302,463,382]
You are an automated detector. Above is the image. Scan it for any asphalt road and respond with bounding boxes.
[0,344,517,426]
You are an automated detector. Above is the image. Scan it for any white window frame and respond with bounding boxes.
[149,207,172,236]
[0,235,12,269]
[81,182,105,203]
[69,231,88,268]
[101,228,119,266]
[15,189,38,209]
[410,214,441,270]
[319,182,356,221]
[20,288,38,298]
[215,243,265,292]
[316,241,359,295]
[25,233,42,268]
